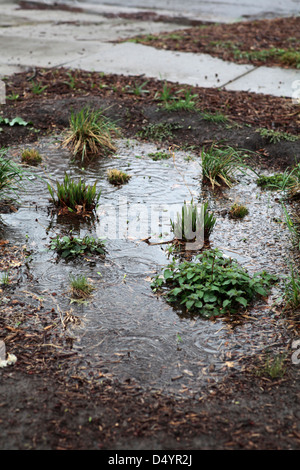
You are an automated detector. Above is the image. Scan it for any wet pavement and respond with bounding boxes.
[0,0,299,98]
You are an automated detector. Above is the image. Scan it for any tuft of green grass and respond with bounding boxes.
[170,200,216,242]
[255,354,287,379]
[229,203,249,219]
[163,89,198,112]
[138,122,181,142]
[63,107,119,161]
[0,148,24,201]
[47,172,101,216]
[69,274,94,300]
[21,148,42,166]
[151,248,277,318]
[201,144,251,189]
[107,168,131,186]
[200,111,229,123]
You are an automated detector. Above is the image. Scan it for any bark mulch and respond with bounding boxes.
[126,16,300,69]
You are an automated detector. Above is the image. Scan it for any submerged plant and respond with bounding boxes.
[63,107,119,161]
[151,248,276,318]
[170,200,216,242]
[50,233,105,259]
[47,172,101,217]
[107,168,131,186]
[201,144,251,189]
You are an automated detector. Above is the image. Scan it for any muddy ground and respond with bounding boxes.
[1,17,300,451]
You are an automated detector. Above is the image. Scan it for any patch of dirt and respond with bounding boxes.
[127,16,300,69]
[1,66,300,451]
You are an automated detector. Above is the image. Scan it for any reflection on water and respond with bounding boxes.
[0,136,293,396]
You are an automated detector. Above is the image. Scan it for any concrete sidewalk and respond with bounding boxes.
[0,0,299,99]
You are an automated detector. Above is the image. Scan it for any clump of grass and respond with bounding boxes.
[21,148,42,166]
[229,203,249,219]
[255,354,287,379]
[256,172,292,191]
[163,89,198,112]
[138,122,181,142]
[0,148,24,201]
[0,271,9,286]
[63,107,119,161]
[148,151,171,161]
[50,233,105,259]
[69,274,94,300]
[170,200,216,242]
[258,128,299,144]
[201,144,251,189]
[107,168,131,186]
[47,172,101,217]
[201,111,228,123]
[283,264,300,312]
[151,248,277,318]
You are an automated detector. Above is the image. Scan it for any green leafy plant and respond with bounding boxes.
[201,144,252,189]
[0,149,24,201]
[151,248,276,318]
[0,116,31,131]
[50,233,105,259]
[258,128,299,144]
[170,200,216,242]
[256,172,293,191]
[47,172,101,216]
[107,168,131,185]
[21,148,42,166]
[63,107,119,161]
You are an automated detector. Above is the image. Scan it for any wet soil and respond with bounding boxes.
[1,66,300,451]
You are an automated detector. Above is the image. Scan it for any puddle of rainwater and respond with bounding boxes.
[0,136,294,397]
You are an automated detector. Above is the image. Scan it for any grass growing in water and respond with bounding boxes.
[107,169,131,186]
[229,203,249,219]
[69,274,94,300]
[47,172,101,216]
[170,200,216,242]
[21,148,42,166]
[151,248,276,318]
[0,148,24,201]
[63,107,119,161]
[201,144,252,189]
